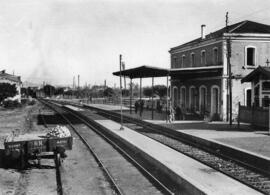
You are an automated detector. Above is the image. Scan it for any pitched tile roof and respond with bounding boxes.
[0,70,21,83]
[170,20,270,51]
[241,66,270,83]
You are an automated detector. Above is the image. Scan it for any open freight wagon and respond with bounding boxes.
[4,132,73,169]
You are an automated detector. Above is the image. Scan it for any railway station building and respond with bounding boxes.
[0,70,22,102]
[169,20,270,121]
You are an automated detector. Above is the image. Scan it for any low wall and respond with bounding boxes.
[238,104,269,128]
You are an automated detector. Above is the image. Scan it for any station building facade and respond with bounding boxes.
[0,70,22,102]
[169,20,270,121]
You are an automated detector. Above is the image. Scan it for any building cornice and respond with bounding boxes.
[170,65,223,71]
[170,39,223,54]
[170,33,270,55]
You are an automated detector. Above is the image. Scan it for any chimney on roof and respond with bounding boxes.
[201,24,206,39]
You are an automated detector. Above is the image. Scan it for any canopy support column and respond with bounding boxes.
[140,77,142,117]
[166,75,169,123]
[151,77,154,120]
[130,78,132,114]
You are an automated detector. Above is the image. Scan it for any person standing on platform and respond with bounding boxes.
[175,105,182,120]
[135,100,139,114]
[168,105,175,123]
[139,100,144,117]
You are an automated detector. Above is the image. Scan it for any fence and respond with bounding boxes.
[238,102,270,129]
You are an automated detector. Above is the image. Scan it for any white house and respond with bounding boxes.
[0,70,22,102]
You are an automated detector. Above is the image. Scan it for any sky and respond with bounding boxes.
[1,0,270,88]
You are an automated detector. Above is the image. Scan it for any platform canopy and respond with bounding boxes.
[241,66,270,83]
[113,65,169,79]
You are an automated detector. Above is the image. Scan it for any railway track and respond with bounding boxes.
[53,100,270,195]
[40,99,174,195]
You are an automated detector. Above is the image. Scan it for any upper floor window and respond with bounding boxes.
[173,56,177,68]
[182,55,186,68]
[245,46,256,67]
[201,50,206,66]
[190,53,195,67]
[213,48,218,64]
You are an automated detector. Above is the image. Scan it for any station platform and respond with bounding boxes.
[94,119,262,195]
[156,121,270,159]
[83,103,270,159]
[87,103,130,111]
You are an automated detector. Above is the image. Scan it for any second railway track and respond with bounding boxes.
[52,99,270,195]
[40,99,175,195]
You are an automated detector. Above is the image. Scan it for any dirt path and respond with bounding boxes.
[0,102,58,195]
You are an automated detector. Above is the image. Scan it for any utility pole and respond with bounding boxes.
[78,75,80,89]
[119,54,124,130]
[226,12,232,125]
[122,62,126,90]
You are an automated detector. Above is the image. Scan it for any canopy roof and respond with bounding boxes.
[170,66,223,79]
[113,65,169,79]
[241,66,270,83]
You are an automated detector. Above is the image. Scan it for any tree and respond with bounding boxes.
[104,87,114,97]
[55,87,64,95]
[154,85,167,98]
[121,89,129,96]
[143,87,153,97]
[0,83,17,102]
[27,87,36,98]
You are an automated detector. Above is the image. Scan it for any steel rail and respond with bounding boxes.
[42,99,175,195]
[39,99,124,195]
[81,104,270,195]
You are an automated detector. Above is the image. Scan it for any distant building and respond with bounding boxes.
[0,70,22,102]
[169,20,270,121]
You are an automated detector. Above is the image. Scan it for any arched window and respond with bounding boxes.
[245,46,256,67]
[190,53,195,67]
[182,55,186,68]
[189,86,198,111]
[199,85,207,114]
[180,86,186,108]
[173,56,177,68]
[173,86,178,107]
[201,50,206,66]
[211,85,220,114]
[213,47,218,65]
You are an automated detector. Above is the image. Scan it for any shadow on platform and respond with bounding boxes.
[37,113,83,125]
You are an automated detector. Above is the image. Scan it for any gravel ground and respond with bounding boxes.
[0,101,119,195]
[0,102,57,195]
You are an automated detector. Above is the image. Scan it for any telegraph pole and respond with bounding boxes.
[78,75,80,89]
[122,62,126,90]
[226,12,232,125]
[119,54,124,130]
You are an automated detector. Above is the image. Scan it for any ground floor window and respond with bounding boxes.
[180,86,186,108]
[189,86,199,112]
[173,87,178,107]
[211,85,220,114]
[199,86,207,114]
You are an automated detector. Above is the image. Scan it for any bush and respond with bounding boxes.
[2,100,21,108]
[28,99,36,105]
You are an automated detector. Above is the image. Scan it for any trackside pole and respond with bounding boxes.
[151,77,154,120]
[119,54,124,130]
[130,78,132,114]
[269,104,270,135]
[166,75,168,123]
